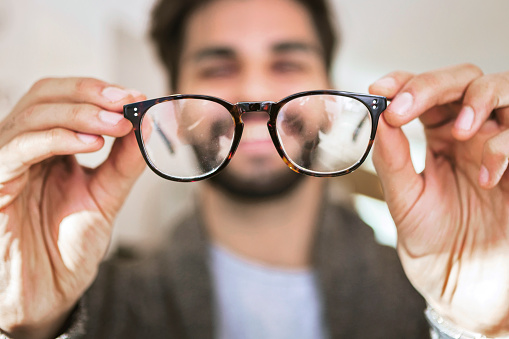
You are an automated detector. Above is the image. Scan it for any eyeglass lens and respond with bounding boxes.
[139,94,372,180]
[141,98,235,178]
[276,94,371,174]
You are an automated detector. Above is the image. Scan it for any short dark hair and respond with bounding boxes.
[150,0,339,90]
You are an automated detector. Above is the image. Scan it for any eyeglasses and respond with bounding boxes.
[123,90,387,182]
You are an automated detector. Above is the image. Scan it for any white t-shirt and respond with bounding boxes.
[209,243,327,339]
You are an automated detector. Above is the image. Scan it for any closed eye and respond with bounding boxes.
[198,62,239,79]
[272,60,307,74]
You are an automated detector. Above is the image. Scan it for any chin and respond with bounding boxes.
[208,163,305,201]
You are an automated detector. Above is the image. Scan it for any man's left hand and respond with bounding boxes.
[369,64,509,336]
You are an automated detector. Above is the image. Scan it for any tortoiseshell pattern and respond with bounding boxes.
[124,90,387,182]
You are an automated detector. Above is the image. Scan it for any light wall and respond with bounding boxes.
[1,0,508,251]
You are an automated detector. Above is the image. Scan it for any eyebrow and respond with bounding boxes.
[189,41,323,63]
[272,41,323,56]
[192,47,235,62]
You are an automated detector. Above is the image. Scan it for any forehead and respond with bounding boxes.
[182,0,320,56]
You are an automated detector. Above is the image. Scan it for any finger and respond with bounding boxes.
[453,71,509,140]
[11,77,145,115]
[369,70,414,98]
[0,103,133,146]
[0,172,28,208]
[0,129,104,182]
[382,64,483,127]
[88,131,146,221]
[370,72,459,129]
[418,103,463,129]
[372,116,424,223]
[479,129,509,189]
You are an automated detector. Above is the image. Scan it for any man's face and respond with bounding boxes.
[177,0,330,197]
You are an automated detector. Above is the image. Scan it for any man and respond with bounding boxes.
[0,0,508,338]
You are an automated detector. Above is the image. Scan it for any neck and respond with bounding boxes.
[200,177,325,269]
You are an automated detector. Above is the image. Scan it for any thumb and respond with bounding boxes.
[89,131,146,221]
[372,116,423,225]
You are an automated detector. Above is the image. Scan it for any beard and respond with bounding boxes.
[207,158,305,201]
[192,135,313,201]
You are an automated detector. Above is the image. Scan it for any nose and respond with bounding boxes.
[234,69,279,103]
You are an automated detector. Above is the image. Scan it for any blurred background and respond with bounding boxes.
[1,0,508,252]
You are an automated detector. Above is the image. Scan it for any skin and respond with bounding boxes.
[0,0,508,338]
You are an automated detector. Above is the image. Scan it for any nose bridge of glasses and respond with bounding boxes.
[236,101,274,117]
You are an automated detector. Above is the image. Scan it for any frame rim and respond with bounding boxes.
[123,90,387,182]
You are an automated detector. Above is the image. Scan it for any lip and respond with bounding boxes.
[237,120,274,155]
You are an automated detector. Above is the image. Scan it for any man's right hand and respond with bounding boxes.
[0,78,146,339]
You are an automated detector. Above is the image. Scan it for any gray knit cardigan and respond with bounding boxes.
[50,203,430,338]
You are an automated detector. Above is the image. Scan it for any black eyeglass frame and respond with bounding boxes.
[123,90,387,182]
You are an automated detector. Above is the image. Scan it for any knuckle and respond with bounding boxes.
[30,77,54,93]
[466,75,500,111]
[69,104,84,124]
[70,104,99,126]
[74,77,92,93]
[73,78,92,101]
[460,63,484,77]
[491,73,509,107]
[470,73,497,91]
[394,70,414,80]
[46,128,63,146]
[10,134,25,153]
[415,72,441,89]
[8,134,36,165]
[404,73,439,99]
[74,78,105,100]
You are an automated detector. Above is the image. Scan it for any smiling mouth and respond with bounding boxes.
[237,119,275,155]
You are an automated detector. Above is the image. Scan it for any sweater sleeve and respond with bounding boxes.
[55,300,88,339]
[0,300,87,339]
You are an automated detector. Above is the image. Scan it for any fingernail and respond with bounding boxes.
[77,133,99,144]
[479,165,490,186]
[454,106,474,131]
[388,92,413,117]
[102,87,129,102]
[99,110,124,125]
[372,77,397,90]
